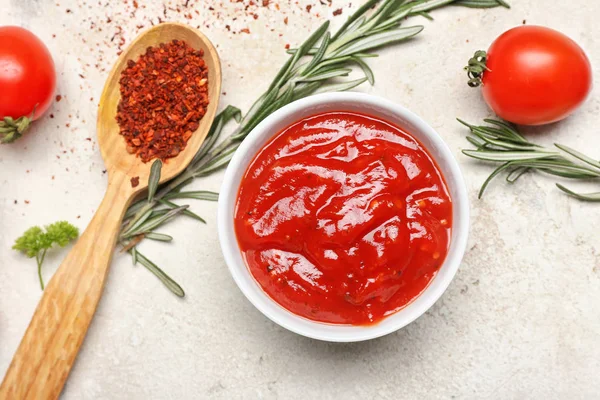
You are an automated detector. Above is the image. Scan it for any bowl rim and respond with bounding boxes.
[217,92,469,342]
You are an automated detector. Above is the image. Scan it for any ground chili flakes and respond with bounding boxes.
[116,39,209,163]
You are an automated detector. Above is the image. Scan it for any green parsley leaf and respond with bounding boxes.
[13,221,79,290]
[45,221,79,247]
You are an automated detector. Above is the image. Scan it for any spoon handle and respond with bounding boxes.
[0,172,133,400]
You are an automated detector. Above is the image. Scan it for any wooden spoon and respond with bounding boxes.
[0,22,221,399]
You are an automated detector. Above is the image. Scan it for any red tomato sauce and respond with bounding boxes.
[234,112,452,325]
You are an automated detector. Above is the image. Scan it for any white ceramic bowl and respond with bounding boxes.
[217,92,469,342]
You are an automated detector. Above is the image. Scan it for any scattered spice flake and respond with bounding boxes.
[333,8,343,16]
[240,28,250,34]
[24,200,30,204]
[116,40,209,163]
[285,44,290,50]
[67,0,334,82]
[130,176,140,187]
[306,5,312,13]
[284,16,288,24]
[56,95,62,102]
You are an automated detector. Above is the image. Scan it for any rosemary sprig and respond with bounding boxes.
[120,0,510,297]
[460,118,600,200]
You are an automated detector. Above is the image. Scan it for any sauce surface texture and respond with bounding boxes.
[234,112,452,325]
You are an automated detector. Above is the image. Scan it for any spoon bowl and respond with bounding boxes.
[0,23,221,400]
[98,22,221,186]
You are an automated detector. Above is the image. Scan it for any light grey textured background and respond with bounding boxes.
[1,1,599,399]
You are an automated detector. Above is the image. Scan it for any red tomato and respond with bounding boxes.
[0,26,56,120]
[473,26,592,126]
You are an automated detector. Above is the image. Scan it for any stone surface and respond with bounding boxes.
[1,1,600,399]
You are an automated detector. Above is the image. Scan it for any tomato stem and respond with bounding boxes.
[0,108,35,144]
[465,50,489,87]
